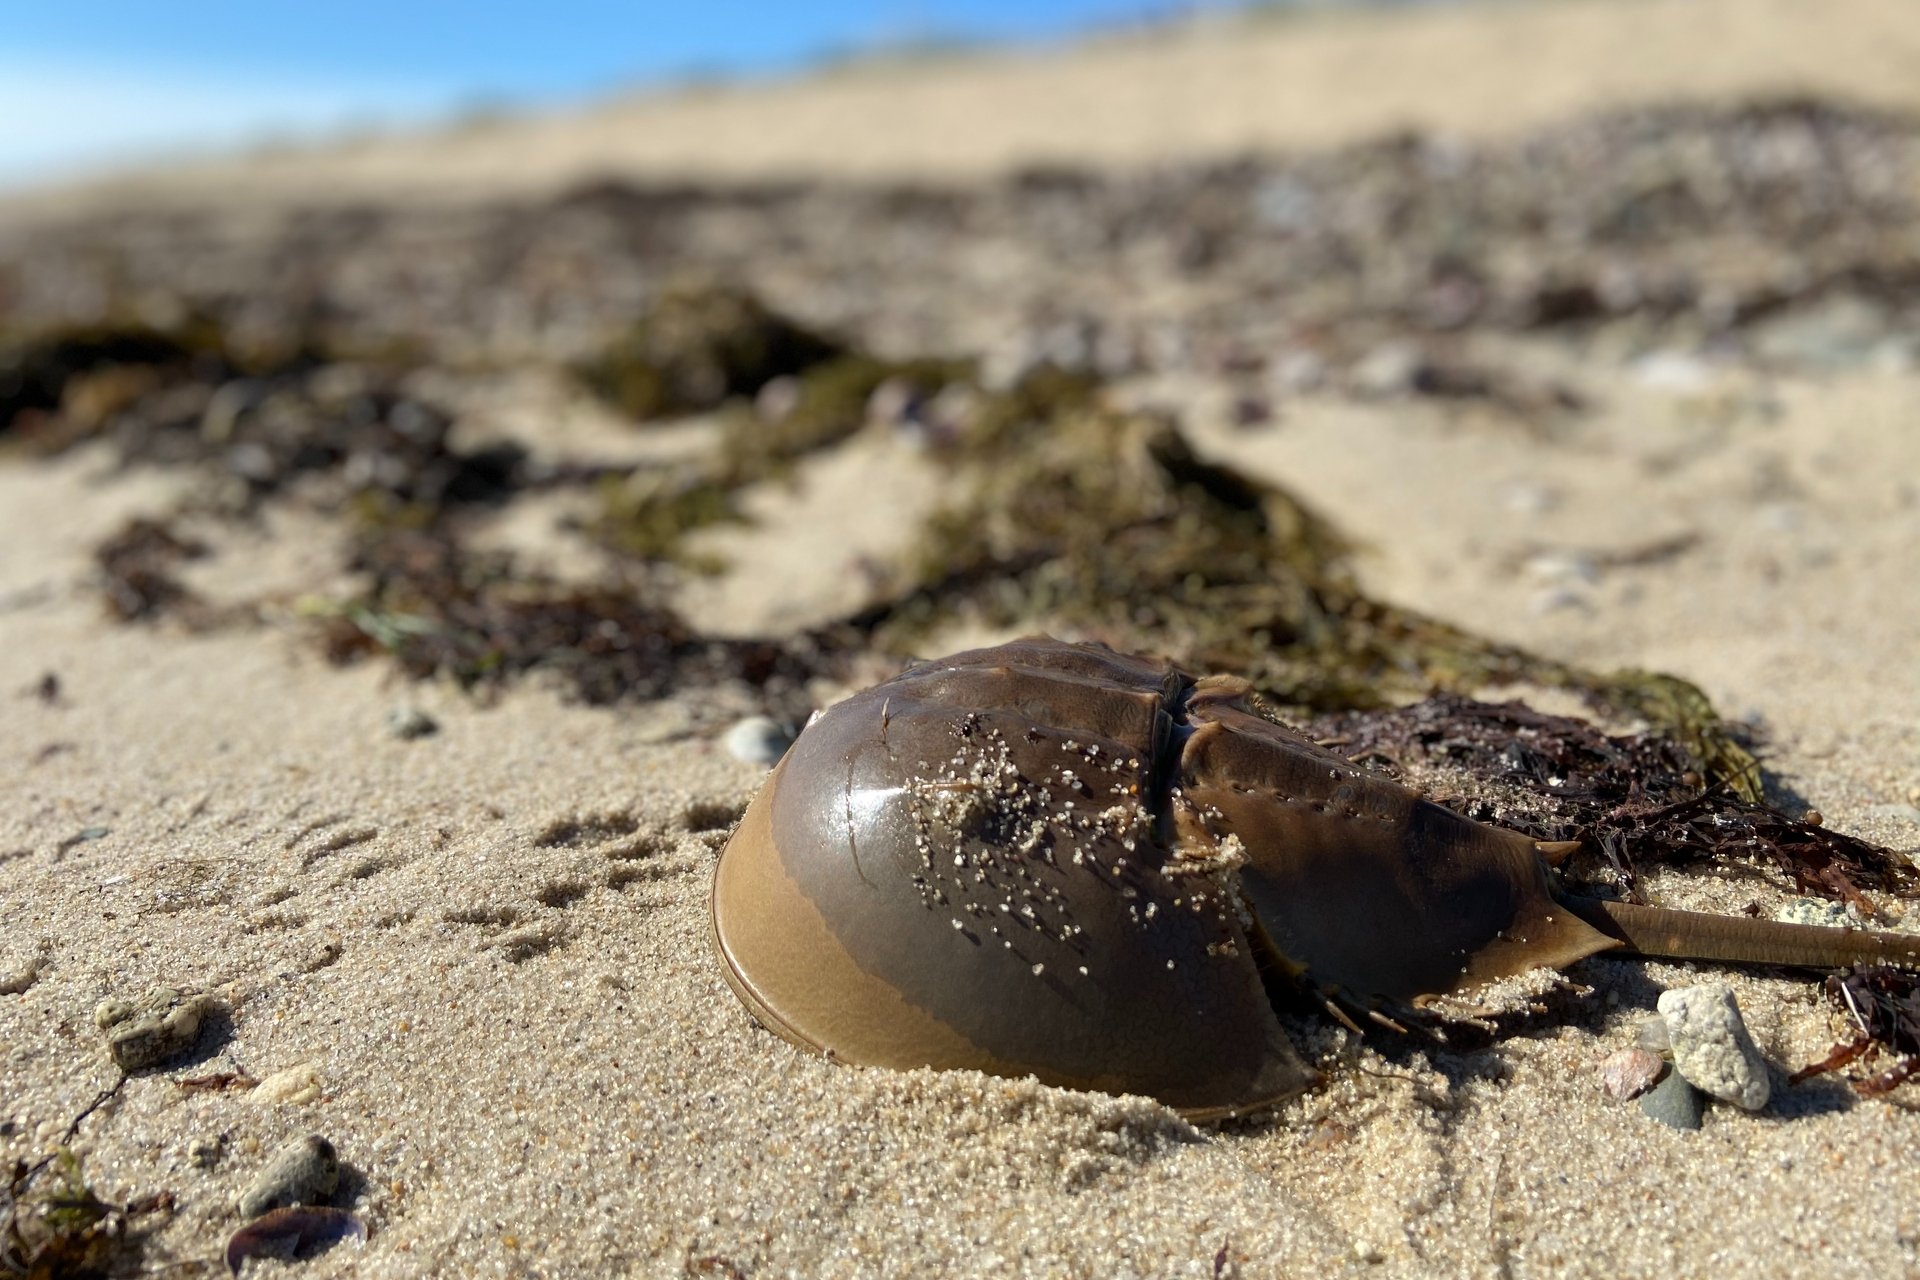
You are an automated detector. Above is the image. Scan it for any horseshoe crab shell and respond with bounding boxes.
[710,637,1920,1118]
[711,638,1607,1117]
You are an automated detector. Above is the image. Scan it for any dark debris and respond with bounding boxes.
[1791,967,1920,1095]
[93,518,213,625]
[1309,695,1917,905]
[317,527,826,709]
[1,1150,172,1280]
[575,283,845,421]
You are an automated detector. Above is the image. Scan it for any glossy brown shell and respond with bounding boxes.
[711,638,1631,1117]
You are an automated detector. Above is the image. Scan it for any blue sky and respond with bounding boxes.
[0,1,1226,187]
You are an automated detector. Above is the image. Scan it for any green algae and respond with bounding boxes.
[589,352,971,566]
[314,527,819,706]
[840,394,1761,799]
[573,284,845,421]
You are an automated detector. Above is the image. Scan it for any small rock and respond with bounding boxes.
[1265,347,1327,394]
[0,944,49,996]
[864,376,924,431]
[188,1135,225,1169]
[237,1134,340,1219]
[1523,550,1600,584]
[1598,1047,1667,1101]
[1529,586,1591,615]
[1773,898,1856,929]
[386,705,438,740]
[1228,394,1273,428]
[723,715,795,767]
[1631,350,1715,394]
[252,1061,323,1106]
[1635,1015,1671,1053]
[1500,482,1561,516]
[1750,294,1892,372]
[753,375,800,423]
[1638,1066,1705,1130]
[1350,341,1422,397]
[1658,983,1771,1110]
[95,987,211,1071]
[226,1206,366,1272]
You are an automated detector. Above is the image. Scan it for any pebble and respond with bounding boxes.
[753,375,800,423]
[252,1061,323,1106]
[864,376,924,430]
[1658,983,1771,1111]
[237,1134,341,1219]
[1631,350,1715,394]
[1350,341,1422,397]
[0,945,48,996]
[1265,347,1327,394]
[1597,1047,1667,1101]
[386,704,438,740]
[1635,1015,1671,1053]
[1638,1065,1705,1131]
[1522,550,1600,584]
[1500,481,1561,516]
[723,715,796,767]
[226,1206,366,1271]
[94,987,211,1071]
[1773,898,1855,929]
[1528,586,1591,615]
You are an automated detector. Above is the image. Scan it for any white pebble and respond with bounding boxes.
[723,716,795,767]
[1658,983,1771,1111]
[385,704,438,740]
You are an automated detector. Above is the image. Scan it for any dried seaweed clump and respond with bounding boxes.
[591,352,971,563]
[317,528,821,705]
[850,397,1755,796]
[1792,968,1920,1095]
[574,284,845,421]
[1308,694,1915,904]
[0,320,206,445]
[2,1150,171,1279]
[111,364,519,514]
[2,310,517,517]
[93,518,212,625]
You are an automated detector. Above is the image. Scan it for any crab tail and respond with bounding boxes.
[1560,894,1920,971]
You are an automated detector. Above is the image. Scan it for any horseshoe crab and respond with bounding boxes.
[710,638,1920,1118]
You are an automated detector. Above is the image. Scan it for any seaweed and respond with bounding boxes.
[589,352,971,564]
[2,313,514,516]
[1791,967,1920,1095]
[574,284,845,421]
[1,1151,172,1280]
[93,518,211,625]
[0,321,204,439]
[1308,694,1914,903]
[836,393,1761,795]
[115,365,519,513]
[315,527,823,707]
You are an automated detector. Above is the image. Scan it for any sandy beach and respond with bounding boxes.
[5,1,1920,1276]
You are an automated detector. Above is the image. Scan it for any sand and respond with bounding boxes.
[6,1,1920,1276]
